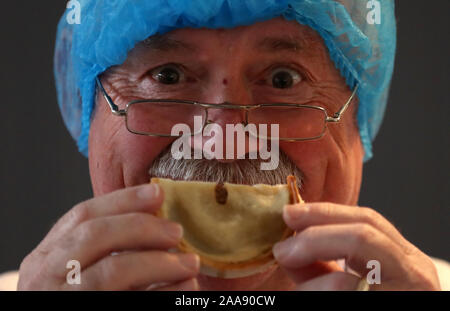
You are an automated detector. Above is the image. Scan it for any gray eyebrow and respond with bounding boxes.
[256,35,308,53]
[142,34,307,54]
[142,34,197,52]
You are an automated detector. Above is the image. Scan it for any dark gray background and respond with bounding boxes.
[0,1,448,273]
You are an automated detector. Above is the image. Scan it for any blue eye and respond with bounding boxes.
[269,67,302,89]
[151,65,185,85]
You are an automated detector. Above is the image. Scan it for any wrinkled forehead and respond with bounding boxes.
[123,17,325,67]
[163,17,315,40]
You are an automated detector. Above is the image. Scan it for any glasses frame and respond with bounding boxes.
[95,77,358,141]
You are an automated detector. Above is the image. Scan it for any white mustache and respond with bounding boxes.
[148,147,304,188]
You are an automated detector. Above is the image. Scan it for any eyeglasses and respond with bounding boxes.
[96,77,358,141]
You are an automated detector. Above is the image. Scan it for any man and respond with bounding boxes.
[1,0,449,290]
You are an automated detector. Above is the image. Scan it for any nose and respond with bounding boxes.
[188,75,262,161]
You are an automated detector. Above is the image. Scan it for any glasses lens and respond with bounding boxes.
[248,106,327,139]
[126,101,206,135]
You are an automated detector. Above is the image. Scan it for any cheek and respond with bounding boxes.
[88,104,173,196]
[116,134,173,187]
[280,140,329,202]
[280,125,363,205]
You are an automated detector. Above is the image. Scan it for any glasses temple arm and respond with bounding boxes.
[327,84,359,122]
[95,77,126,116]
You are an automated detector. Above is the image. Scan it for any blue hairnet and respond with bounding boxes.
[54,0,396,161]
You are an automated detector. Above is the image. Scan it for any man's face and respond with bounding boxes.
[88,17,364,289]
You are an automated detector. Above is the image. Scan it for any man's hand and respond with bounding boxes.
[17,184,199,290]
[273,203,441,290]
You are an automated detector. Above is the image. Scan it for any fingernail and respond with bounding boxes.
[273,239,294,261]
[191,278,200,290]
[285,204,304,220]
[180,253,200,272]
[166,223,183,240]
[137,184,159,200]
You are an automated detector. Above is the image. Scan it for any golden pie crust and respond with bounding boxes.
[151,176,302,278]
